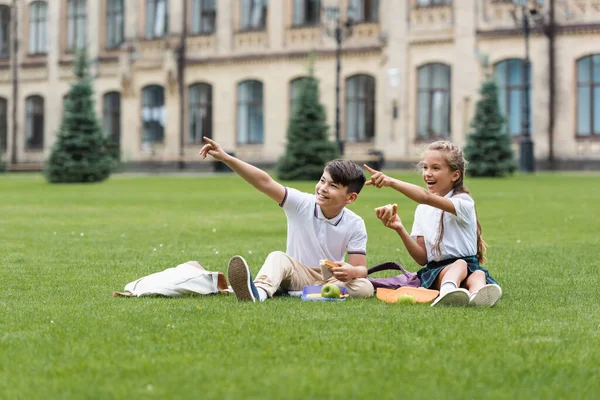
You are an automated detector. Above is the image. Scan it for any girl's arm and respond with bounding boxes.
[375,206,428,266]
[365,165,457,215]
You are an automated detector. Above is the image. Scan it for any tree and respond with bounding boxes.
[45,49,114,183]
[464,80,516,177]
[276,55,338,181]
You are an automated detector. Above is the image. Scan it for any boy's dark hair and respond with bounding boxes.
[324,160,366,194]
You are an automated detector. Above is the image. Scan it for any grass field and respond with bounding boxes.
[1,171,599,399]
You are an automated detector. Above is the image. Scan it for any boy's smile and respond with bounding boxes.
[315,171,354,218]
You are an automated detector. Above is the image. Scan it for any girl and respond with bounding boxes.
[364,141,501,307]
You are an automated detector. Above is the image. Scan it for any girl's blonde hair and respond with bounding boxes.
[420,141,487,264]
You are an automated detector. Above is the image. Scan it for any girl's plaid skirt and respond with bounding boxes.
[417,255,499,289]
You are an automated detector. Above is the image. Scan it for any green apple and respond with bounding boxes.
[397,294,417,305]
[321,284,341,299]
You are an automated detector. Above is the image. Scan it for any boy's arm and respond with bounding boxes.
[364,165,457,215]
[332,254,368,281]
[200,137,286,204]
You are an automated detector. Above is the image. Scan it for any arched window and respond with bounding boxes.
[106,0,124,48]
[192,0,217,34]
[25,95,45,150]
[237,80,263,144]
[495,59,531,136]
[0,97,7,152]
[345,74,376,143]
[188,83,212,144]
[289,76,316,115]
[292,0,321,26]
[29,1,48,54]
[141,85,165,145]
[67,0,87,51]
[146,0,169,39]
[417,63,451,138]
[0,5,10,58]
[103,92,121,140]
[576,54,600,137]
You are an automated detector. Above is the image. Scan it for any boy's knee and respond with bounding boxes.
[345,278,374,298]
[265,251,293,269]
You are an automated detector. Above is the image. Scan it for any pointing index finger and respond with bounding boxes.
[363,164,378,174]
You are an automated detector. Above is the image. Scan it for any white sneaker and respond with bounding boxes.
[431,288,470,307]
[469,284,502,307]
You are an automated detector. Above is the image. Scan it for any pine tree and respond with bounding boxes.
[464,80,516,177]
[44,48,114,183]
[276,56,338,181]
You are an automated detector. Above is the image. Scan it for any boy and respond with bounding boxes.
[199,137,374,302]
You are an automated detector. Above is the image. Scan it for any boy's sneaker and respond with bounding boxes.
[431,288,470,307]
[469,284,502,307]
[227,256,260,302]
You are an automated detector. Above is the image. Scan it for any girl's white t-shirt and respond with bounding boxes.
[410,190,478,263]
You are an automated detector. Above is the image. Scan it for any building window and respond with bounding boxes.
[237,80,263,144]
[146,0,169,39]
[189,83,213,144]
[495,59,531,137]
[192,0,216,34]
[348,0,378,22]
[25,95,44,150]
[240,0,267,31]
[415,0,452,6]
[576,54,600,137]
[67,0,87,51]
[103,92,121,140]
[289,77,316,114]
[0,97,6,152]
[417,63,451,139]
[0,5,10,58]
[141,85,165,145]
[29,2,48,55]
[106,0,124,49]
[293,0,321,26]
[345,74,376,143]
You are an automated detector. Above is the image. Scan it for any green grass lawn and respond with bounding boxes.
[1,171,599,399]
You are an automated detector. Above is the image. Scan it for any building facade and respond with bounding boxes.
[0,0,599,169]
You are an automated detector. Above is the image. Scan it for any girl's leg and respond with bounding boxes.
[433,259,468,291]
[465,270,486,294]
[430,260,470,307]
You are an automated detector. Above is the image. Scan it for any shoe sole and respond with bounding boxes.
[431,289,470,307]
[227,256,255,302]
[470,284,502,307]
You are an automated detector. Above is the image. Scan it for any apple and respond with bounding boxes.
[397,294,416,305]
[321,284,341,299]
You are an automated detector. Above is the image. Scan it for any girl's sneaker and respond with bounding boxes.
[469,284,502,307]
[431,288,470,307]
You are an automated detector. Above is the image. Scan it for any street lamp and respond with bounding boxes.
[512,0,539,173]
[323,2,354,156]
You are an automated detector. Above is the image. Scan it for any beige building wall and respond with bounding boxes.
[2,0,600,169]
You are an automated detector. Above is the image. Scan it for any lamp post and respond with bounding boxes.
[323,3,354,156]
[176,0,188,170]
[512,0,536,173]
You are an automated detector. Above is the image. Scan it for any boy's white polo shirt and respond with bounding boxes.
[410,190,478,263]
[280,187,367,268]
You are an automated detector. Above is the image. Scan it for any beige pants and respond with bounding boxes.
[254,251,374,298]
